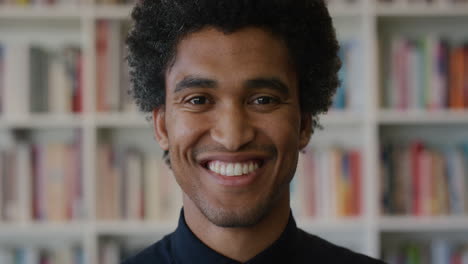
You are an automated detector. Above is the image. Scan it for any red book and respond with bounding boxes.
[96,21,109,112]
[463,46,468,108]
[410,142,424,216]
[396,39,409,110]
[72,52,83,113]
[451,253,462,264]
[302,151,316,217]
[449,48,465,109]
[350,150,362,216]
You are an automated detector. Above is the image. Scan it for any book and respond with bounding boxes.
[1,42,82,115]
[332,39,363,111]
[96,20,136,113]
[28,133,83,222]
[383,239,468,264]
[0,0,82,6]
[292,147,362,219]
[0,44,4,113]
[3,42,30,116]
[386,36,467,110]
[381,141,468,216]
[96,145,182,221]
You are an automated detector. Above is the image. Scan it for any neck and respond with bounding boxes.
[183,193,290,263]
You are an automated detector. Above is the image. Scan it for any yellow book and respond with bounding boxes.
[16,0,29,6]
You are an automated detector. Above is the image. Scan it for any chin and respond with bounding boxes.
[202,204,270,228]
[191,190,284,228]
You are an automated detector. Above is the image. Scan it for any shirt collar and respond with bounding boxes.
[171,209,299,264]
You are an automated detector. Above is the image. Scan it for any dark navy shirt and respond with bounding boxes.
[122,210,386,264]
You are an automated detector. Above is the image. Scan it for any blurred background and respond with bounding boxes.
[0,0,467,263]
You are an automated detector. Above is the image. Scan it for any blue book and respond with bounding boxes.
[333,43,347,109]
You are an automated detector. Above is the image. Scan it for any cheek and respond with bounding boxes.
[166,111,209,168]
[167,111,204,144]
[261,109,301,147]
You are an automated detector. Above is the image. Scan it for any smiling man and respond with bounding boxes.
[122,0,385,263]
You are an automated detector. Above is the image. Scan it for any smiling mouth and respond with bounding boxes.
[202,160,263,177]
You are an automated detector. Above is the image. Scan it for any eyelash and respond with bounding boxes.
[184,95,281,106]
[251,96,280,105]
[187,96,210,105]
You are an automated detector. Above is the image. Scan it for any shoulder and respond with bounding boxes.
[294,229,387,264]
[120,234,173,264]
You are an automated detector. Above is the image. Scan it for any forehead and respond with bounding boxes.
[166,27,296,86]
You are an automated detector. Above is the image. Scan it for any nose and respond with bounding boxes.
[211,103,255,151]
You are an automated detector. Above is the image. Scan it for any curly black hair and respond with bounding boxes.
[126,0,341,129]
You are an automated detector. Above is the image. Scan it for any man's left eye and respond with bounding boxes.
[188,96,208,105]
[253,96,278,105]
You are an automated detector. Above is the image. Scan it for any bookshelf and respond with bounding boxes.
[0,0,467,263]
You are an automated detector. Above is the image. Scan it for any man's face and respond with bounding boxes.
[153,27,311,227]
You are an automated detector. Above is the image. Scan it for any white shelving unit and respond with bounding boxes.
[0,0,467,263]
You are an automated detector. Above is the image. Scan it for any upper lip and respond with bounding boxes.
[197,152,271,167]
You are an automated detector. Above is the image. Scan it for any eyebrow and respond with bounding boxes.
[174,76,217,93]
[174,76,290,96]
[244,77,290,96]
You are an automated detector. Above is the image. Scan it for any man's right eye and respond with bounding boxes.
[188,96,208,105]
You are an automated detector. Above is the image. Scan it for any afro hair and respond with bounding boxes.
[126,0,341,128]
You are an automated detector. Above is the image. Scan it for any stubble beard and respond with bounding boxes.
[172,144,295,228]
[189,182,289,228]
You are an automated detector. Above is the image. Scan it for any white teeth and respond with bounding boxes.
[206,161,261,177]
[234,163,242,176]
[242,164,249,174]
[226,163,234,176]
[249,162,254,172]
[220,164,226,175]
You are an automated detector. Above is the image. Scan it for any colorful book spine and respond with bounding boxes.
[0,42,83,115]
[381,141,468,216]
[96,145,182,221]
[0,246,83,264]
[386,36,467,110]
[95,20,136,113]
[383,240,468,264]
[292,147,362,219]
[0,132,82,222]
[0,0,84,6]
[332,39,363,111]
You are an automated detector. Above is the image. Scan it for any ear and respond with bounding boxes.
[298,112,312,150]
[152,107,169,151]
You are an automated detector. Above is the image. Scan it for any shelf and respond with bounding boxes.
[95,112,150,128]
[1,1,467,261]
[0,5,133,19]
[0,114,85,129]
[0,222,86,238]
[94,5,133,19]
[297,217,365,233]
[94,221,177,236]
[378,110,468,125]
[328,3,364,17]
[376,3,468,17]
[0,6,84,19]
[379,216,468,232]
[320,110,364,126]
